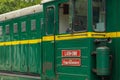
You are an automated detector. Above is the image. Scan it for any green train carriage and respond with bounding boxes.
[0,0,119,80]
[0,4,43,79]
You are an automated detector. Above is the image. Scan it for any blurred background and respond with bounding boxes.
[0,0,41,14]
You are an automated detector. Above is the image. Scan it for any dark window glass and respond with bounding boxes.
[73,0,88,32]
[31,20,36,31]
[14,23,18,33]
[69,0,88,33]
[6,25,10,34]
[21,21,26,32]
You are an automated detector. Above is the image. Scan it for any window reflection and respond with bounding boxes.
[93,0,106,32]
[73,0,88,32]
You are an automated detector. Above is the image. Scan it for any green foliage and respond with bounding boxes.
[0,0,41,14]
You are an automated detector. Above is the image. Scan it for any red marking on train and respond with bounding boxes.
[62,58,81,66]
[62,50,81,57]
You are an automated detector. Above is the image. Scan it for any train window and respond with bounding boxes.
[21,21,26,32]
[59,3,70,34]
[14,23,18,33]
[60,0,88,34]
[31,19,36,31]
[71,0,88,32]
[92,0,106,32]
[0,27,2,36]
[5,25,10,34]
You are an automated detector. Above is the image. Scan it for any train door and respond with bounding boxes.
[56,0,90,80]
[43,5,56,79]
[3,20,12,71]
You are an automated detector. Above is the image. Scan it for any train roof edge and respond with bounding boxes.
[41,0,54,3]
[0,4,43,21]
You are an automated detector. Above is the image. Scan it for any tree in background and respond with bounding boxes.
[0,0,41,14]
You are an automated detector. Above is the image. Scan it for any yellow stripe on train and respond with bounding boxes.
[0,39,41,46]
[0,32,120,46]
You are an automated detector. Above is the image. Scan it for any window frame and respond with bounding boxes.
[71,0,88,33]
[58,2,70,34]
[13,23,18,34]
[31,19,36,31]
[92,0,106,32]
[21,21,26,32]
[5,24,10,35]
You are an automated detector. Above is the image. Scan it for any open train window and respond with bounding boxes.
[31,19,36,31]
[59,2,70,34]
[21,21,26,32]
[14,23,18,33]
[59,0,88,34]
[5,25,10,34]
[92,0,106,32]
[0,26,2,36]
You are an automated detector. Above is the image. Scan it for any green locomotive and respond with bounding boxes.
[0,0,119,80]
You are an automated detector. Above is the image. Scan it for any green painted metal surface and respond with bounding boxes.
[56,39,90,80]
[106,0,120,80]
[2,20,12,71]
[12,18,21,72]
[42,4,56,79]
